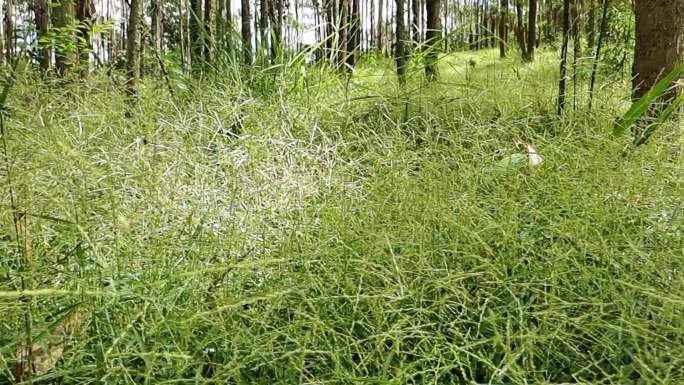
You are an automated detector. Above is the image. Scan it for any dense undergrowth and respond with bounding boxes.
[1,50,682,384]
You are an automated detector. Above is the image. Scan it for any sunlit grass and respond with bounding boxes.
[1,49,682,384]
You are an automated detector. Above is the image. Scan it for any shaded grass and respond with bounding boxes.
[1,49,682,384]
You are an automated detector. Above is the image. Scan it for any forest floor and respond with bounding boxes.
[1,49,683,384]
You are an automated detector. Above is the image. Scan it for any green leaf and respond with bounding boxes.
[489,153,527,177]
[614,61,684,136]
[633,92,684,146]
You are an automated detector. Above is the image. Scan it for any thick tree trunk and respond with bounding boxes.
[524,0,536,60]
[268,0,283,59]
[76,0,95,71]
[499,0,508,57]
[52,0,75,75]
[126,0,142,95]
[241,0,252,63]
[346,0,360,67]
[395,0,408,84]
[425,0,441,79]
[34,0,51,71]
[632,0,684,101]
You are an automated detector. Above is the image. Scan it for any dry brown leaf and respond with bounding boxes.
[14,309,90,381]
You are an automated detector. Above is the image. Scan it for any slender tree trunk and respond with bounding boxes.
[126,0,142,96]
[152,0,164,52]
[524,0,536,60]
[425,0,441,79]
[395,0,408,84]
[412,0,421,44]
[241,0,252,63]
[632,0,684,101]
[499,0,508,57]
[4,0,13,61]
[377,0,384,52]
[587,0,609,107]
[190,0,203,62]
[260,0,269,55]
[557,0,570,113]
[586,0,595,50]
[34,0,51,71]
[515,0,526,54]
[204,0,214,61]
[216,0,225,42]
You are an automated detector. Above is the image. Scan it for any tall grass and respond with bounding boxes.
[1,50,682,384]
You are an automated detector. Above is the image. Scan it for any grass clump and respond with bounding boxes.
[1,50,683,384]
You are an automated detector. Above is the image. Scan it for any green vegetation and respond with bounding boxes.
[1,50,682,384]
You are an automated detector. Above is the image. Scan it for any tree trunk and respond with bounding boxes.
[34,0,51,71]
[395,0,408,84]
[4,0,13,61]
[632,0,684,101]
[190,0,203,62]
[499,0,508,57]
[425,0,440,79]
[515,0,526,55]
[346,0,360,67]
[76,0,95,72]
[586,0,595,50]
[152,0,164,52]
[52,0,75,75]
[377,0,384,52]
[126,0,142,96]
[588,0,609,108]
[557,0,570,113]
[204,0,214,61]
[216,0,225,42]
[524,0,536,60]
[260,0,269,55]
[241,0,252,63]
[412,0,421,43]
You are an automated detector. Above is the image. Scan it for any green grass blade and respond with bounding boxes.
[613,61,684,136]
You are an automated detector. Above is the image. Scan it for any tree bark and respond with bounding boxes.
[52,0,75,75]
[425,0,440,79]
[4,0,13,61]
[259,0,268,55]
[346,0,360,67]
[632,0,684,101]
[395,0,408,84]
[241,0,252,63]
[152,0,164,52]
[34,0,51,71]
[557,0,570,113]
[515,0,526,55]
[126,0,142,96]
[76,0,95,71]
[377,0,384,52]
[524,0,536,60]
[499,0,508,57]
[412,0,421,43]
[190,0,203,62]
[203,0,214,61]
